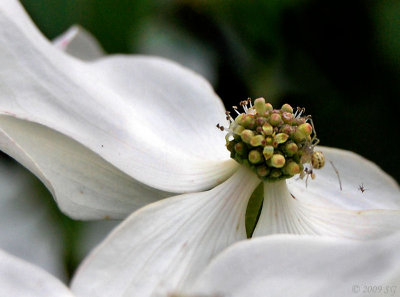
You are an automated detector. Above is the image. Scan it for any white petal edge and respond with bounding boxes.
[52,25,105,60]
[287,146,400,210]
[0,161,66,280]
[253,179,400,239]
[189,234,400,297]
[0,249,74,297]
[71,167,260,297]
[0,115,172,219]
[0,0,236,193]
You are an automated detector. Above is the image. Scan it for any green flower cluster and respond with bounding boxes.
[226,98,315,182]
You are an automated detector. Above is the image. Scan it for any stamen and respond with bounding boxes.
[232,106,241,115]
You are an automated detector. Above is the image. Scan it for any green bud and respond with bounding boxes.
[254,97,267,115]
[282,112,294,124]
[256,165,270,177]
[241,129,254,144]
[270,169,282,178]
[284,142,298,156]
[263,145,274,160]
[292,128,306,142]
[268,154,286,168]
[298,123,313,136]
[262,123,273,135]
[274,133,289,144]
[281,104,293,113]
[234,114,244,124]
[265,103,273,111]
[233,125,245,135]
[250,135,265,147]
[234,142,246,155]
[269,113,282,126]
[279,124,293,135]
[283,161,300,175]
[256,117,267,126]
[249,150,262,164]
[240,115,255,129]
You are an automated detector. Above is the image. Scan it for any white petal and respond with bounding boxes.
[190,234,400,297]
[0,161,66,280]
[0,0,235,193]
[0,249,74,297]
[0,116,171,219]
[52,25,105,60]
[71,167,260,297]
[253,179,400,239]
[287,146,400,210]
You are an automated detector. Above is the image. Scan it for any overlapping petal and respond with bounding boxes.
[190,234,400,297]
[0,0,238,219]
[0,161,66,279]
[288,146,400,210]
[253,147,400,238]
[52,25,105,61]
[71,167,260,297]
[0,116,171,219]
[0,249,74,297]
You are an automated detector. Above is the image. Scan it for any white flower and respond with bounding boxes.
[1,1,399,296]
[1,233,400,297]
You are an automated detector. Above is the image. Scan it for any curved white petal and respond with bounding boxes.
[0,161,66,280]
[190,234,400,297]
[71,167,260,297]
[253,179,400,239]
[53,25,105,60]
[0,115,171,219]
[287,147,400,210]
[0,0,236,194]
[0,249,74,297]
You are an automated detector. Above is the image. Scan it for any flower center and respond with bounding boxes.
[219,98,324,182]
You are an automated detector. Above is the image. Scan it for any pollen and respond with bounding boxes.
[220,98,324,182]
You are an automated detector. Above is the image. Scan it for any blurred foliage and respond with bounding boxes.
[20,0,400,182]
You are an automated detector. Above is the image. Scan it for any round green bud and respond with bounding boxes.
[270,169,282,178]
[265,103,273,111]
[234,114,244,124]
[249,150,262,164]
[292,128,306,142]
[254,97,267,115]
[279,124,293,135]
[262,145,274,160]
[256,165,270,177]
[241,129,254,144]
[234,142,246,155]
[282,112,294,124]
[250,135,265,147]
[262,123,273,135]
[281,104,293,113]
[268,154,286,168]
[240,115,255,129]
[269,113,282,126]
[284,142,298,156]
[256,117,267,126]
[298,123,313,136]
[283,161,300,176]
[233,125,245,135]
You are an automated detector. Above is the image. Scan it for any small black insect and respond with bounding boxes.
[358,183,367,193]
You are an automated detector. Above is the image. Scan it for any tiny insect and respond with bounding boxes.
[358,183,367,193]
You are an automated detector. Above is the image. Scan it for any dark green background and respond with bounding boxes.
[19,0,400,183]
